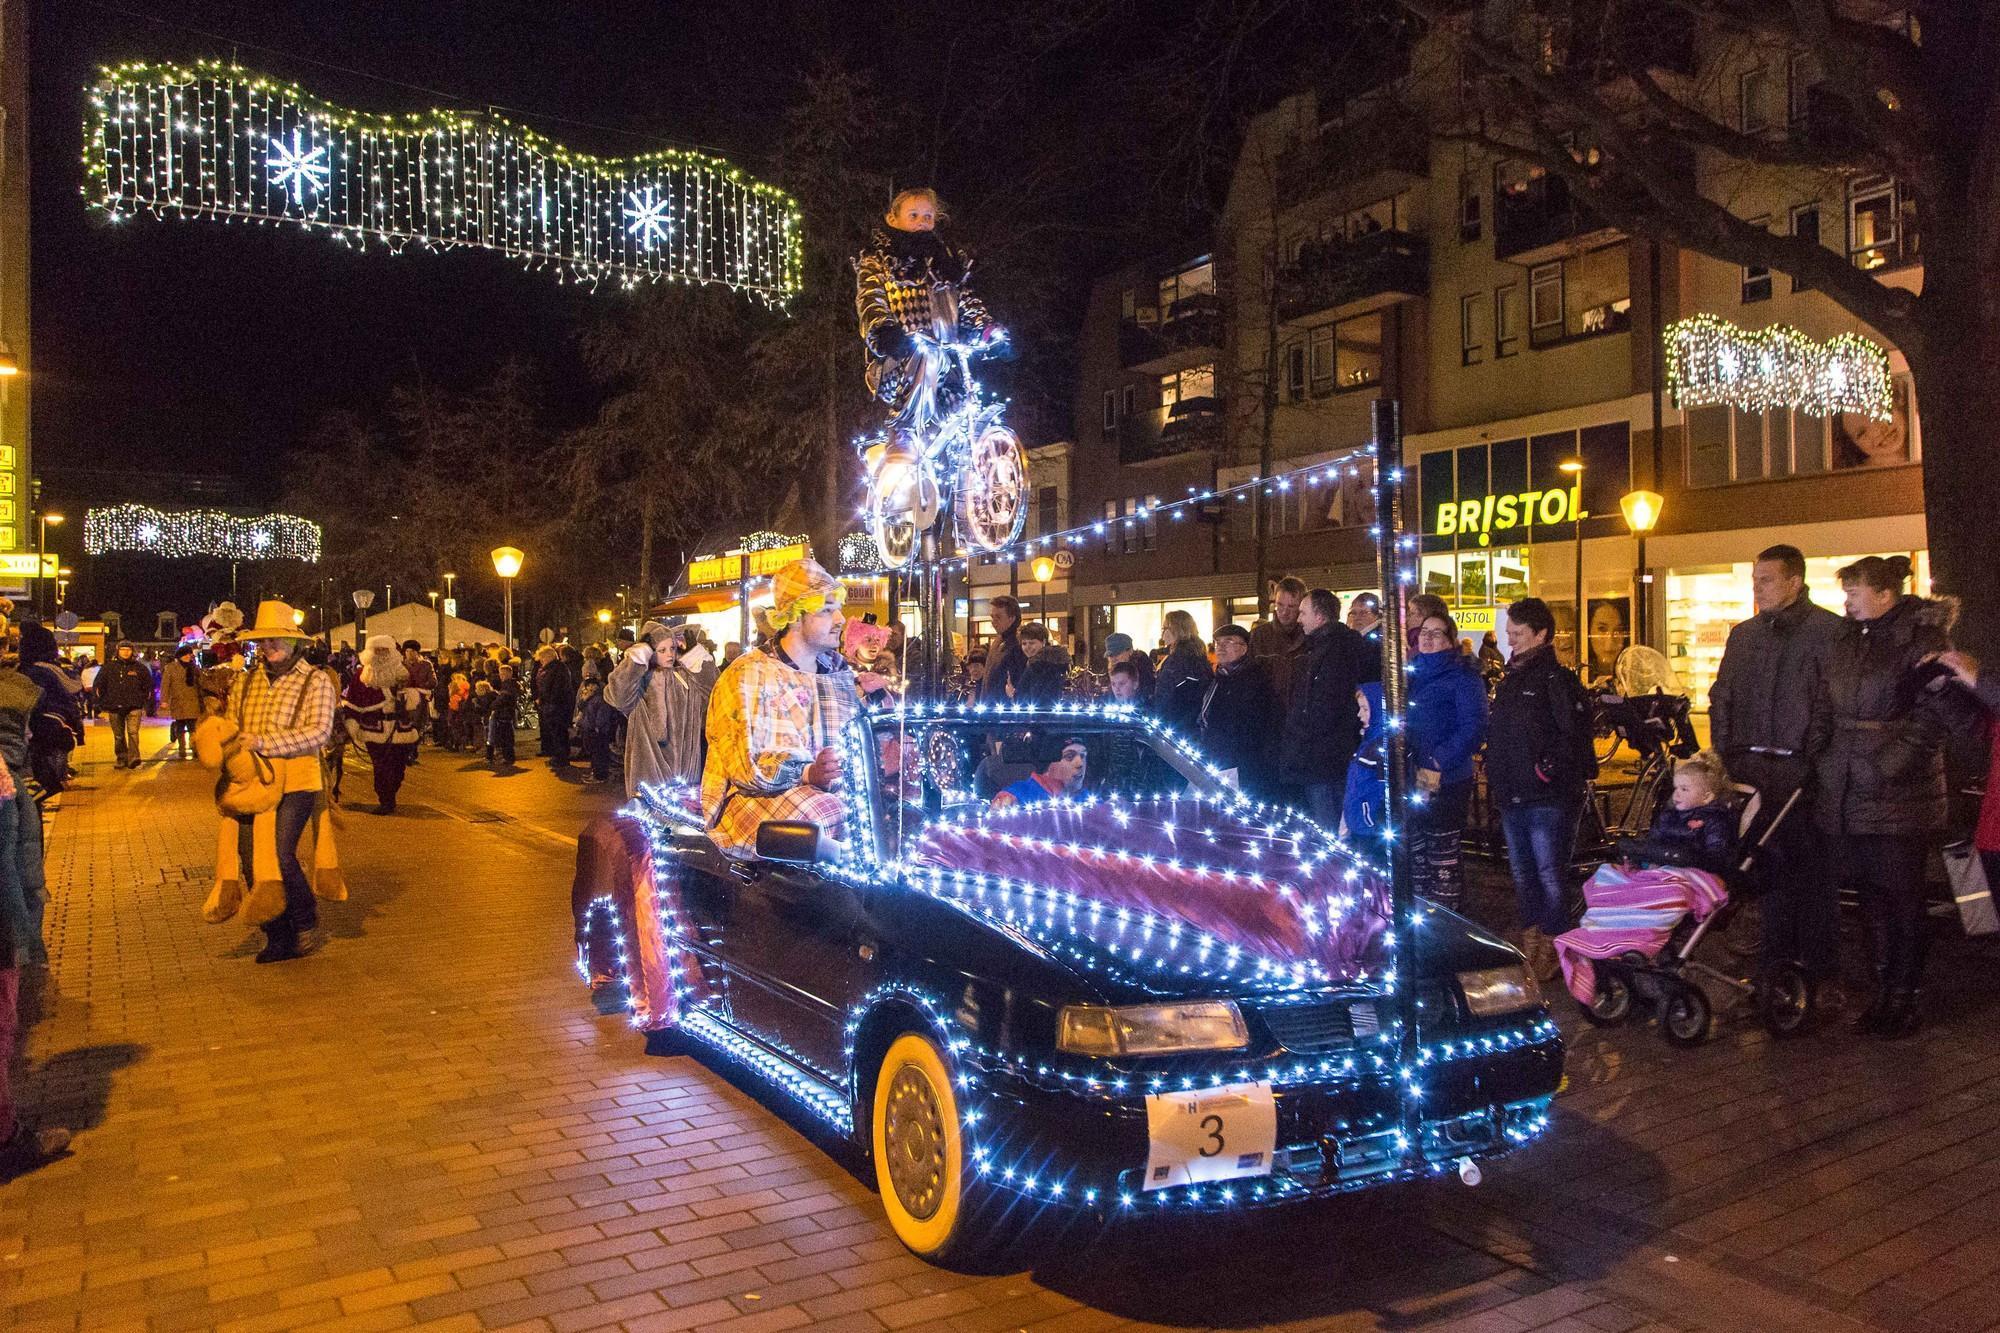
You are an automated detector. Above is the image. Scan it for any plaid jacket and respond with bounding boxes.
[701,647,862,851]
[854,228,991,410]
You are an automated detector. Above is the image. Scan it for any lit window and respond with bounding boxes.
[1335,312,1383,388]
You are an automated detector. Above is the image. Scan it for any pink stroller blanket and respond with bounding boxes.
[1554,862,1728,1005]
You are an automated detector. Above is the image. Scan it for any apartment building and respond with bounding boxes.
[0,0,31,577]
[1067,14,1927,702]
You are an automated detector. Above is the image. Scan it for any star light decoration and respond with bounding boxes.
[83,60,803,303]
[1663,314,1892,420]
[84,504,323,562]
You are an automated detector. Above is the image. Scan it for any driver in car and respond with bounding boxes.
[990,735,1088,809]
[703,558,868,855]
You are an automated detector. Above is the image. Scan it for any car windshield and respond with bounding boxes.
[863,713,1226,862]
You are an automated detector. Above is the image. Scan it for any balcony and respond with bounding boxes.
[1119,291,1223,374]
[1119,398,1222,465]
[1275,106,1428,210]
[1494,172,1624,265]
[1276,229,1428,328]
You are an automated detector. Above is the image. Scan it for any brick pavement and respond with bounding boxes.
[4,714,2000,1332]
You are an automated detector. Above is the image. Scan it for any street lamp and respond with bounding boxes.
[1619,489,1664,650]
[1030,555,1056,634]
[491,546,524,650]
[351,587,375,645]
[56,566,71,607]
[37,512,62,611]
[428,590,442,654]
[1558,458,1585,669]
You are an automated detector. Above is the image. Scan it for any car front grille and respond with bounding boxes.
[1257,1000,1357,1053]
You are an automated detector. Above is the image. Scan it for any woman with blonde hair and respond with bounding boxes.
[1154,610,1213,734]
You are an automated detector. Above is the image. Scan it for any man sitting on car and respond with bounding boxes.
[991,735,1088,808]
[703,558,872,855]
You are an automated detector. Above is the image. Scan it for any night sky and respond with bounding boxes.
[28,0,1356,628]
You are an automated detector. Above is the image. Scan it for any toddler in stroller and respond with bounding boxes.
[1556,752,1813,1045]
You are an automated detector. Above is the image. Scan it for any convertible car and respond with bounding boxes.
[580,701,1562,1263]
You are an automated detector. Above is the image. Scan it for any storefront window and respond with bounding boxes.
[1112,599,1216,654]
[1686,377,1913,485]
[1666,550,1931,709]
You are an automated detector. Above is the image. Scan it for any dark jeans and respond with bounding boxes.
[487,715,516,764]
[1412,778,1473,914]
[0,968,17,1140]
[1836,833,1930,995]
[238,791,318,949]
[1500,799,1578,934]
[366,742,407,811]
[168,718,197,750]
[0,792,45,967]
[108,709,142,764]
[1303,778,1347,830]
[543,715,572,764]
[583,734,613,781]
[1737,762,1840,981]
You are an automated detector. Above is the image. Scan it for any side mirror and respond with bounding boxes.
[755,820,823,864]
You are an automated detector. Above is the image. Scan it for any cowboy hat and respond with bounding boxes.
[245,600,310,640]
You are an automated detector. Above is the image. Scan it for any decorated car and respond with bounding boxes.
[580,701,1562,1263]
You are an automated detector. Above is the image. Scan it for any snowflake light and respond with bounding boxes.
[1664,315,1891,420]
[84,61,803,304]
[85,504,323,562]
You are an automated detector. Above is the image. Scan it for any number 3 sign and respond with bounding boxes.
[1142,1080,1278,1191]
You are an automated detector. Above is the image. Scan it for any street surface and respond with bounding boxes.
[5,717,2000,1333]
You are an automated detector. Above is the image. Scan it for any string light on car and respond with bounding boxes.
[82,60,804,303]
[1663,314,1891,419]
[84,504,323,562]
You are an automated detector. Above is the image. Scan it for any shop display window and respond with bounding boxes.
[1666,549,1930,709]
[1685,376,1914,485]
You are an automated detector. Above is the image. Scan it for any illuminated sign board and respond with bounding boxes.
[1454,605,1498,634]
[1435,486,1585,546]
[0,553,57,579]
[687,542,810,589]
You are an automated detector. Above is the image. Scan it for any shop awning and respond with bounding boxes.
[653,588,742,616]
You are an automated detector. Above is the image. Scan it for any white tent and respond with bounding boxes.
[326,601,508,653]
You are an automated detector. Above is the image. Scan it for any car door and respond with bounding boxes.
[724,863,883,1082]
[664,831,738,1024]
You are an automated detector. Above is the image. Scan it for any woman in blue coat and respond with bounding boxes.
[1406,610,1490,914]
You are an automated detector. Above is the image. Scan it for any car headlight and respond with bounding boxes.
[1057,1000,1249,1057]
[1457,965,1543,1018]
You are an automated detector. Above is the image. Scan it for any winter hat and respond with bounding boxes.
[1104,632,1135,657]
[637,620,671,649]
[358,634,407,689]
[18,620,58,664]
[766,558,844,630]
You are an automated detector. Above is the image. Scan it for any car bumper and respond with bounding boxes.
[958,1018,1563,1213]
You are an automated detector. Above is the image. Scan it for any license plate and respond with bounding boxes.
[1142,1080,1277,1191]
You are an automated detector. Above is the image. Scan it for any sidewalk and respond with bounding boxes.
[3,716,1999,1333]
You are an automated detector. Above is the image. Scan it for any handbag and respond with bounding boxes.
[1943,841,1998,938]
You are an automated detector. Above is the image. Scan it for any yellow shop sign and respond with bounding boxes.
[0,553,57,579]
[1435,486,1586,546]
[686,542,811,588]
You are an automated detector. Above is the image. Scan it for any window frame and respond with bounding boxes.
[1786,53,1814,128]
[1741,215,1773,303]
[1459,292,1486,366]
[1282,341,1307,401]
[1528,262,1564,339]
[1738,65,1771,133]
[1332,311,1383,391]
[1790,202,1820,292]
[1101,388,1119,433]
[1847,174,1907,270]
[1307,323,1336,393]
[1494,283,1521,358]
[1458,175,1482,243]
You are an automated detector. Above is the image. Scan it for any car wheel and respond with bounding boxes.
[1579,968,1633,1026]
[1660,982,1712,1048]
[872,1032,980,1262]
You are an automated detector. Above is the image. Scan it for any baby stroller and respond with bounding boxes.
[1559,783,1814,1047]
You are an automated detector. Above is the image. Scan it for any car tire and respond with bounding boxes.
[872,1032,981,1263]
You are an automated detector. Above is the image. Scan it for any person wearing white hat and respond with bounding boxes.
[341,636,424,814]
[225,601,338,963]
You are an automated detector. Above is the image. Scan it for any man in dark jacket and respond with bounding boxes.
[1278,589,1370,826]
[96,641,154,769]
[1709,544,1846,985]
[1251,576,1308,701]
[980,596,1028,703]
[1487,597,1596,982]
[1199,624,1279,797]
[1103,632,1156,699]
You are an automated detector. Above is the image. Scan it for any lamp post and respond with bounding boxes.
[491,546,524,650]
[36,511,62,612]
[428,590,443,654]
[351,588,375,645]
[1619,490,1664,650]
[1031,555,1056,636]
[1558,458,1585,668]
[56,566,71,607]
[596,607,613,642]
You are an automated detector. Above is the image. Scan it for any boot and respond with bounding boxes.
[1521,928,1561,985]
[1850,910,1895,1034]
[1876,991,1921,1039]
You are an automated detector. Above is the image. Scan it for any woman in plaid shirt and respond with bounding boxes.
[228,602,339,963]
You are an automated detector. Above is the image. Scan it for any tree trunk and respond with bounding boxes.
[813,320,844,570]
[1908,348,2000,659]
[637,506,655,614]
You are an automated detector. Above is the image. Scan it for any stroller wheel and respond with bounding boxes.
[1579,969,1633,1026]
[1660,981,1713,1048]
[1758,962,1815,1038]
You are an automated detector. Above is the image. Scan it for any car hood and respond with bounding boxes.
[905,793,1392,998]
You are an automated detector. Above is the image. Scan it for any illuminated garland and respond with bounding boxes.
[741,530,809,553]
[84,504,323,561]
[83,61,804,302]
[839,531,885,575]
[1663,314,1891,419]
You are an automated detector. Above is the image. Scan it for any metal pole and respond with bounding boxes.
[1635,534,1649,649]
[436,597,446,654]
[1572,502,1584,670]
[1370,398,1419,1167]
[503,580,514,652]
